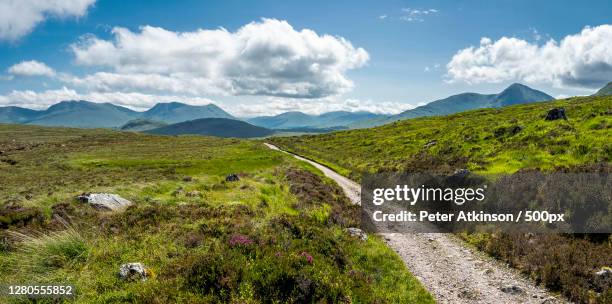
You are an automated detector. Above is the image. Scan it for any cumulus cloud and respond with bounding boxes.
[69,19,369,98]
[0,87,216,111]
[0,0,96,41]
[446,24,612,88]
[8,60,55,77]
[233,96,413,117]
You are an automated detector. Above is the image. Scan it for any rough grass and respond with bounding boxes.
[270,95,612,303]
[0,125,433,303]
[271,95,611,179]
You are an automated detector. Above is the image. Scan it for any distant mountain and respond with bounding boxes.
[27,100,141,128]
[593,82,612,96]
[141,102,234,124]
[0,100,236,128]
[146,118,274,138]
[120,119,168,131]
[352,83,554,128]
[0,106,40,124]
[248,111,383,129]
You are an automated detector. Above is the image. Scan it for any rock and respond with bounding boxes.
[595,267,612,277]
[509,125,523,135]
[481,268,493,275]
[186,190,201,198]
[423,140,437,148]
[545,108,567,121]
[119,262,148,281]
[427,237,434,242]
[172,187,184,197]
[453,169,470,178]
[225,173,240,182]
[77,193,132,211]
[500,284,524,295]
[346,227,368,241]
[594,267,612,289]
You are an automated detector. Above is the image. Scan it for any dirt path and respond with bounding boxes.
[264,143,564,304]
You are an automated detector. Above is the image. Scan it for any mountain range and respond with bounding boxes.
[352,83,555,128]
[0,101,234,128]
[2,82,609,137]
[247,111,383,129]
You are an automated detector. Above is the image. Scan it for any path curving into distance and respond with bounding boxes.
[264,142,564,304]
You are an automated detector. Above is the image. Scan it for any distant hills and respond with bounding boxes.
[140,102,234,124]
[120,119,168,132]
[0,100,234,128]
[146,118,274,138]
[593,82,612,96]
[352,83,554,128]
[1,82,589,135]
[247,111,383,129]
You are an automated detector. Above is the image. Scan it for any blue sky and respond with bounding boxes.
[1,0,611,116]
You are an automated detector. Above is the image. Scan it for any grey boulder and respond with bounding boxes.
[77,193,132,211]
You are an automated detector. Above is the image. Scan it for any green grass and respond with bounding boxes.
[0,125,433,303]
[270,95,612,303]
[271,95,611,180]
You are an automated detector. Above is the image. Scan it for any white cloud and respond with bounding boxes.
[69,19,369,99]
[446,24,612,89]
[378,15,387,20]
[8,60,55,77]
[233,96,413,117]
[0,87,217,111]
[0,0,96,41]
[400,8,438,22]
[0,86,409,117]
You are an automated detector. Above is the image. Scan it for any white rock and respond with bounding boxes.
[346,227,368,241]
[119,262,148,281]
[77,193,132,211]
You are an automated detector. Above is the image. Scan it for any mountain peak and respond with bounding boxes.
[593,82,612,96]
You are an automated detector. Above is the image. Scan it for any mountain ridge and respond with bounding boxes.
[0,100,235,128]
[351,83,554,128]
[146,117,274,138]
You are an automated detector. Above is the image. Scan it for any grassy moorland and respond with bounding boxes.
[0,125,433,303]
[272,95,611,179]
[271,95,612,303]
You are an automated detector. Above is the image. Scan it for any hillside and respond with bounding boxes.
[120,119,168,131]
[352,83,554,128]
[0,125,433,303]
[27,100,141,128]
[248,111,383,129]
[594,82,612,96]
[0,106,40,124]
[0,101,237,128]
[141,102,235,124]
[146,117,275,138]
[272,95,610,178]
[270,95,612,303]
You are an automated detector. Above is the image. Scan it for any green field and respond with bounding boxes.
[0,125,433,303]
[271,95,611,180]
[271,95,612,303]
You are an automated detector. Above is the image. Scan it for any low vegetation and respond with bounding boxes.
[271,95,612,303]
[0,125,433,303]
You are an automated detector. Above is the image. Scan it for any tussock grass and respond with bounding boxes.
[7,227,88,274]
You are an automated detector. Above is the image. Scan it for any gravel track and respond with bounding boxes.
[265,143,565,304]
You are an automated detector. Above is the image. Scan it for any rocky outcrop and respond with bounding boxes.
[545,108,567,121]
[77,193,132,211]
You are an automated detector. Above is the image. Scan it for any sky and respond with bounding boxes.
[0,0,611,117]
